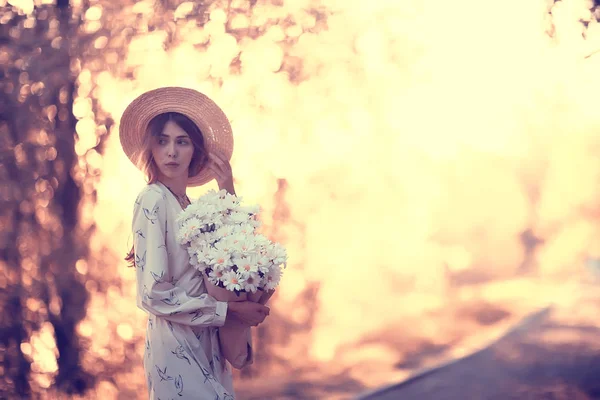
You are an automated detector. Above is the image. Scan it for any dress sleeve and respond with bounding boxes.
[132,188,228,327]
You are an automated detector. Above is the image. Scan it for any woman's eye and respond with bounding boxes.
[178,140,190,145]
[158,139,167,145]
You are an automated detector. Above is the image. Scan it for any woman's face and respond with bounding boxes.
[151,120,195,181]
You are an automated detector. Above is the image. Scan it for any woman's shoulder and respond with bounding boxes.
[135,183,167,207]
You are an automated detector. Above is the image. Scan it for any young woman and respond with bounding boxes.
[120,87,270,399]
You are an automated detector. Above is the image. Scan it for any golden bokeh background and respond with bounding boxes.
[1,0,600,399]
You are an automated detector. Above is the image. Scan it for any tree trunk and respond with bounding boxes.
[0,1,92,396]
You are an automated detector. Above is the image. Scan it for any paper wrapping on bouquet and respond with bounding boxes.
[257,289,275,305]
[203,274,253,369]
[247,290,263,303]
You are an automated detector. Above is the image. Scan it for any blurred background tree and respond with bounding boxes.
[0,0,95,396]
[1,0,300,397]
[1,0,599,398]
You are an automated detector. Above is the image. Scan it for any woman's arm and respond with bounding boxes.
[133,188,228,327]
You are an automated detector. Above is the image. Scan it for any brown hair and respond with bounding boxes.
[124,112,208,267]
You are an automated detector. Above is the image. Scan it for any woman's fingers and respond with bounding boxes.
[209,152,232,173]
[207,152,233,186]
[207,159,226,181]
[206,161,223,177]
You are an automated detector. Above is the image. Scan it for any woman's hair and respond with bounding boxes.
[124,112,208,267]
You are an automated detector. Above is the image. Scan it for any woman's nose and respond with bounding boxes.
[167,142,177,157]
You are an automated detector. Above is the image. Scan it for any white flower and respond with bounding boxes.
[194,261,208,273]
[202,231,218,246]
[234,255,259,274]
[202,211,223,227]
[248,218,262,228]
[189,238,208,252]
[270,243,288,265]
[227,211,250,224]
[198,189,219,204]
[175,213,187,226]
[239,239,257,256]
[241,271,261,293]
[177,188,287,293]
[208,268,226,285]
[214,237,238,254]
[233,223,256,236]
[227,234,252,252]
[209,249,232,270]
[216,225,235,238]
[185,201,212,220]
[264,264,282,291]
[193,248,211,265]
[222,270,245,292]
[176,229,188,245]
[188,250,200,266]
[176,218,198,244]
[220,194,238,210]
[184,217,203,235]
[253,234,270,247]
[257,255,271,274]
[244,204,260,213]
[230,234,249,254]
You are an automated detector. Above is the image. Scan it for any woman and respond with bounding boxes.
[120,87,270,399]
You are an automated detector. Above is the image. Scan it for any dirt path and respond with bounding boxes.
[358,306,600,400]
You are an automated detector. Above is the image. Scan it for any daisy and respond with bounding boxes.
[176,229,189,245]
[194,248,210,265]
[186,202,211,222]
[209,249,231,270]
[254,234,270,247]
[234,223,256,236]
[176,189,288,294]
[216,225,234,238]
[264,265,282,291]
[220,194,238,210]
[248,218,262,228]
[227,235,247,254]
[256,255,271,274]
[222,270,245,292]
[228,211,249,224]
[234,255,259,274]
[177,218,197,243]
[241,271,260,293]
[271,243,288,265]
[228,233,250,247]
[239,204,260,214]
[200,231,216,245]
[208,268,225,285]
[198,189,220,204]
[240,240,256,255]
[188,253,199,266]
[190,238,209,251]
[194,260,208,273]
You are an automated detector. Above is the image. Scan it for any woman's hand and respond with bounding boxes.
[227,301,270,326]
[207,152,236,195]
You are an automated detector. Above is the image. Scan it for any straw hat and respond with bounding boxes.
[119,87,234,187]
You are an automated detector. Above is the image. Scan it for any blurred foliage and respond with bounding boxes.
[0,1,94,397]
[3,0,598,398]
[0,0,328,397]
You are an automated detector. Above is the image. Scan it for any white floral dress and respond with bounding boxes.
[132,182,251,399]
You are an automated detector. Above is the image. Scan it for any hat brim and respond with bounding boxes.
[119,87,234,187]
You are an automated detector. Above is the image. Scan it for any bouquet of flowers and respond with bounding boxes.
[175,189,287,368]
[176,189,287,300]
